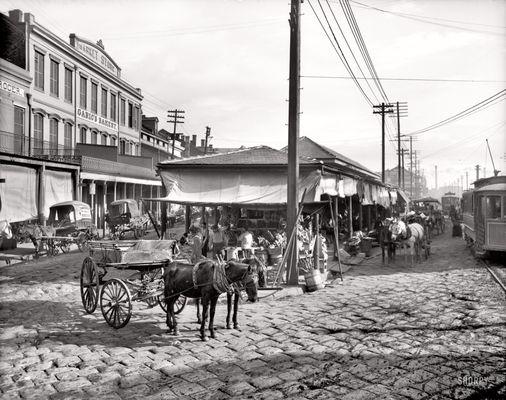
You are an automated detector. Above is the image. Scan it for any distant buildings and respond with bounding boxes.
[383,165,428,199]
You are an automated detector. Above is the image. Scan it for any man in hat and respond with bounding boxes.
[209,224,227,260]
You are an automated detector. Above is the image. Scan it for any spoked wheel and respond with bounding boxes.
[174,295,187,314]
[158,295,186,314]
[60,241,71,253]
[80,257,100,314]
[77,232,89,252]
[100,279,132,329]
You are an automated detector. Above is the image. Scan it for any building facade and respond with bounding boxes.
[0,10,162,228]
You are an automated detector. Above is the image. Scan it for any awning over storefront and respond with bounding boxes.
[0,164,38,222]
[44,169,74,217]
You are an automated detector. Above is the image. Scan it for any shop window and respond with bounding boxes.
[110,93,116,121]
[101,134,107,145]
[101,88,108,117]
[120,139,126,155]
[486,196,501,219]
[34,51,44,90]
[80,76,87,109]
[64,123,72,149]
[49,119,58,152]
[80,127,87,144]
[34,114,44,150]
[64,67,72,102]
[111,136,116,147]
[91,82,98,113]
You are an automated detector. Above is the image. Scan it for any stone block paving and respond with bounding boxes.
[1,231,505,399]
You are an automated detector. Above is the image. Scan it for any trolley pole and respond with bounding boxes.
[287,0,301,286]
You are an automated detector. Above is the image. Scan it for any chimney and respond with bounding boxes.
[201,139,205,147]
[9,9,23,23]
[192,135,196,147]
[24,12,34,24]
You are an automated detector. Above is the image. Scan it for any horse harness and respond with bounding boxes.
[191,260,250,295]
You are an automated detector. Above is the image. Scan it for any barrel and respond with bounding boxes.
[304,269,324,292]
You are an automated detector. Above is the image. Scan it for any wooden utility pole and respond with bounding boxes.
[435,165,438,189]
[410,137,413,197]
[287,0,301,286]
[466,171,469,189]
[204,126,211,155]
[373,103,394,183]
[393,102,407,187]
[167,109,185,159]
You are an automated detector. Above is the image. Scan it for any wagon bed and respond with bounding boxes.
[80,240,186,329]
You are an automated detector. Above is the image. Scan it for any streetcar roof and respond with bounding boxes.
[475,183,506,193]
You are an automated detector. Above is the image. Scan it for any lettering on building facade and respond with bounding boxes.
[74,38,119,77]
[0,79,25,96]
[77,107,118,130]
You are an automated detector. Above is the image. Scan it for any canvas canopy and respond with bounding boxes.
[150,169,339,206]
[0,164,38,222]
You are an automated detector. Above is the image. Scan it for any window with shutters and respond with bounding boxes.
[80,76,87,109]
[49,119,58,152]
[34,51,44,90]
[91,82,98,113]
[50,59,59,96]
[64,123,72,149]
[34,114,44,150]
[80,127,87,144]
[64,67,72,102]
[101,88,108,117]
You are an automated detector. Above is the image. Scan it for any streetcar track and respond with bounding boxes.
[482,259,506,294]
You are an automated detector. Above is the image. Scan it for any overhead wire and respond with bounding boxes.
[300,75,506,83]
[306,0,374,106]
[349,0,506,36]
[406,89,506,136]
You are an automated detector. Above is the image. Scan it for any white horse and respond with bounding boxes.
[390,218,425,266]
[0,220,13,239]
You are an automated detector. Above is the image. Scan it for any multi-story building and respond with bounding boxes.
[0,10,162,228]
[140,115,185,163]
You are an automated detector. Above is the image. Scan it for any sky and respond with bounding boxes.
[1,0,504,189]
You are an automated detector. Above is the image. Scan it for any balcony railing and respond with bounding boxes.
[1,131,158,180]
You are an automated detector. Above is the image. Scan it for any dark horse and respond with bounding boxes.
[164,259,258,341]
[195,257,261,331]
[374,218,396,264]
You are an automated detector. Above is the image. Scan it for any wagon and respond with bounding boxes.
[105,199,149,240]
[80,240,187,328]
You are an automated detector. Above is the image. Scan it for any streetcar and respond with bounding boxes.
[461,175,506,257]
[441,192,460,216]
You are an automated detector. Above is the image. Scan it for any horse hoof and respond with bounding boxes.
[173,330,180,336]
[226,324,231,329]
[201,335,208,342]
[210,333,216,339]
[234,325,241,331]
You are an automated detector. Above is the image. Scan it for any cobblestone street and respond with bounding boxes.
[1,230,505,400]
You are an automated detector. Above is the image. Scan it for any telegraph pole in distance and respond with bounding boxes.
[287,0,301,286]
[390,102,408,187]
[167,109,185,159]
[475,164,480,181]
[435,165,438,189]
[373,103,394,183]
[204,126,211,155]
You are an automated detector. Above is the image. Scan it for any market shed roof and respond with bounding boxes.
[158,145,319,167]
[290,136,379,179]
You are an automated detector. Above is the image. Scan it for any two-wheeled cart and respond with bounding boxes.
[80,240,186,329]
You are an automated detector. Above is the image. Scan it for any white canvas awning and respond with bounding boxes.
[149,169,343,206]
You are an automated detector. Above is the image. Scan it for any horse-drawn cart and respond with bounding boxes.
[105,199,149,240]
[80,240,186,329]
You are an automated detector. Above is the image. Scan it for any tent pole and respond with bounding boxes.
[329,198,343,282]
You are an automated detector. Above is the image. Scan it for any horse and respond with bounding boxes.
[374,218,396,264]
[163,259,258,341]
[195,256,262,331]
[16,223,56,254]
[389,218,425,266]
[0,220,12,239]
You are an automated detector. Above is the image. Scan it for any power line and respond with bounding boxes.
[307,0,374,106]
[300,75,506,83]
[349,0,506,36]
[406,89,506,136]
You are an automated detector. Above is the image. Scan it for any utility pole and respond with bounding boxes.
[391,101,408,187]
[410,137,413,197]
[414,151,418,198]
[466,171,468,190]
[167,109,185,159]
[373,103,394,183]
[435,165,438,189]
[475,164,480,181]
[394,148,408,190]
[204,126,211,155]
[287,0,301,286]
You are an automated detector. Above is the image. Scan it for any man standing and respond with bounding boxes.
[209,224,227,259]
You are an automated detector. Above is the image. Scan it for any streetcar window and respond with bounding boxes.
[485,196,501,219]
[503,196,506,219]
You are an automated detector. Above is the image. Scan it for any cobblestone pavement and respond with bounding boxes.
[1,230,505,399]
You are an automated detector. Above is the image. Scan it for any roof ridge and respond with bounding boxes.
[158,145,279,164]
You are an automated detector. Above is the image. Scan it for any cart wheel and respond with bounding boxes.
[100,279,132,329]
[174,295,187,314]
[77,232,89,252]
[80,257,100,314]
[60,241,71,253]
